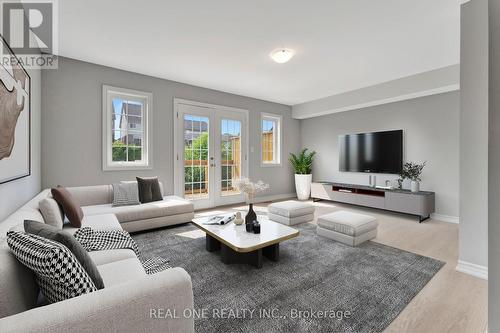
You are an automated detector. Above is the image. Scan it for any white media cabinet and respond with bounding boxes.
[311,182,435,222]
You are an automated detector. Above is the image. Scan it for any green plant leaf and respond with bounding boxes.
[289,148,316,174]
[400,161,426,182]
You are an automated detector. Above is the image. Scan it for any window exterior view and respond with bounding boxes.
[183,115,209,199]
[102,85,151,170]
[183,116,241,200]
[262,113,281,165]
[112,100,144,162]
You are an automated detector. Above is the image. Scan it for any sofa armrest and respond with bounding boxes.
[0,267,194,333]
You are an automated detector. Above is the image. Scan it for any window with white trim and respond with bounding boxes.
[102,85,152,170]
[261,113,281,165]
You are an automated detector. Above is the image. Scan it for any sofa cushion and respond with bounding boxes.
[24,221,105,290]
[6,231,97,303]
[62,182,164,207]
[136,177,163,203]
[0,246,37,319]
[112,183,140,207]
[66,185,113,206]
[268,200,315,218]
[88,249,137,266]
[82,196,194,223]
[63,214,122,235]
[97,257,146,287]
[2,208,45,243]
[51,186,84,228]
[317,211,378,237]
[38,198,64,229]
[120,212,195,233]
[268,212,314,226]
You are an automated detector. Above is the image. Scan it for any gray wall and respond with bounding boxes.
[459,0,489,268]
[0,68,42,222]
[489,0,499,330]
[300,92,460,218]
[41,57,300,197]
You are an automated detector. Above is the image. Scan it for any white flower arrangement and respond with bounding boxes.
[233,178,270,203]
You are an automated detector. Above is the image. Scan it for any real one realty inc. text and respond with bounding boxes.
[150,307,352,320]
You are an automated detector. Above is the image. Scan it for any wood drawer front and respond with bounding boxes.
[385,192,423,215]
[330,191,385,209]
[311,183,332,200]
[354,193,385,209]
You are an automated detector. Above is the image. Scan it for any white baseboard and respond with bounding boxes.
[430,213,459,224]
[253,193,296,204]
[456,260,488,280]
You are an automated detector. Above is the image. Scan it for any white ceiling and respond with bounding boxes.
[58,0,460,105]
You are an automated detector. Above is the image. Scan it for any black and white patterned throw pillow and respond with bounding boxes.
[112,182,140,207]
[6,231,97,303]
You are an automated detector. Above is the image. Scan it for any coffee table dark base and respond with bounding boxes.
[205,234,279,268]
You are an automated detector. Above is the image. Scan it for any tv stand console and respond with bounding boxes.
[311,182,435,222]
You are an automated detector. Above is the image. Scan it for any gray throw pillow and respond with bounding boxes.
[136,177,163,203]
[24,220,105,290]
[112,182,140,207]
[39,198,64,229]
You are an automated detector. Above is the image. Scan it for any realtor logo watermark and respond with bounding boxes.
[1,0,58,68]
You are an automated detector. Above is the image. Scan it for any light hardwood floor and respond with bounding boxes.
[196,199,488,333]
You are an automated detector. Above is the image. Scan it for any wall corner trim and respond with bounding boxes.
[292,65,460,119]
[293,84,459,119]
[456,260,488,280]
[430,213,460,224]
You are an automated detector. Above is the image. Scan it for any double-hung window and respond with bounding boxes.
[102,85,152,170]
[261,113,282,166]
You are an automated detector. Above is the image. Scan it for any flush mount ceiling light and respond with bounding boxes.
[270,48,294,64]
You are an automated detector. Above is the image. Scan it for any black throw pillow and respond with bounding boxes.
[24,220,105,290]
[136,177,163,203]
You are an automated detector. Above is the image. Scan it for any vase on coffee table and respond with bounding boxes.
[245,203,257,232]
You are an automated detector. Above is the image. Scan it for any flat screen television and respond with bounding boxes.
[339,130,403,174]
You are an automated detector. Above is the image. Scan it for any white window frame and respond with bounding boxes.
[261,112,282,167]
[102,85,153,171]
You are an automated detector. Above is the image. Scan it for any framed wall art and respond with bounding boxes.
[0,35,31,184]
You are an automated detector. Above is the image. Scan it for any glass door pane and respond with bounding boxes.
[184,114,209,200]
[220,119,241,196]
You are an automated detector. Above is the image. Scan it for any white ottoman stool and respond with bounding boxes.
[316,211,378,246]
[267,200,315,226]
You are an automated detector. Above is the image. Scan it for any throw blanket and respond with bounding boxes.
[74,227,171,275]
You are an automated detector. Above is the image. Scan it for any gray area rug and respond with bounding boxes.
[132,222,444,333]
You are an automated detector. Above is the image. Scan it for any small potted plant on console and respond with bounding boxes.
[289,148,316,200]
[399,161,426,192]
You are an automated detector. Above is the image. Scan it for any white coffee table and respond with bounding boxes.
[192,214,299,268]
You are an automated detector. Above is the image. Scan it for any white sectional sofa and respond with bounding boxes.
[0,183,196,333]
[65,183,195,233]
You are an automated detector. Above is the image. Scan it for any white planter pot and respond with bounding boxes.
[410,181,420,193]
[295,174,312,200]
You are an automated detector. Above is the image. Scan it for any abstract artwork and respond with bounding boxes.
[0,36,30,184]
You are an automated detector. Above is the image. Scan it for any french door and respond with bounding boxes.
[174,100,248,209]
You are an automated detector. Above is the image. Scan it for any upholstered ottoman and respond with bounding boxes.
[316,211,378,246]
[267,200,315,226]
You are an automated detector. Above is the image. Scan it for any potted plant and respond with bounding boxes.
[233,178,270,232]
[289,149,316,200]
[399,162,426,192]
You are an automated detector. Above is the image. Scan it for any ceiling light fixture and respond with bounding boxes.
[270,48,294,64]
